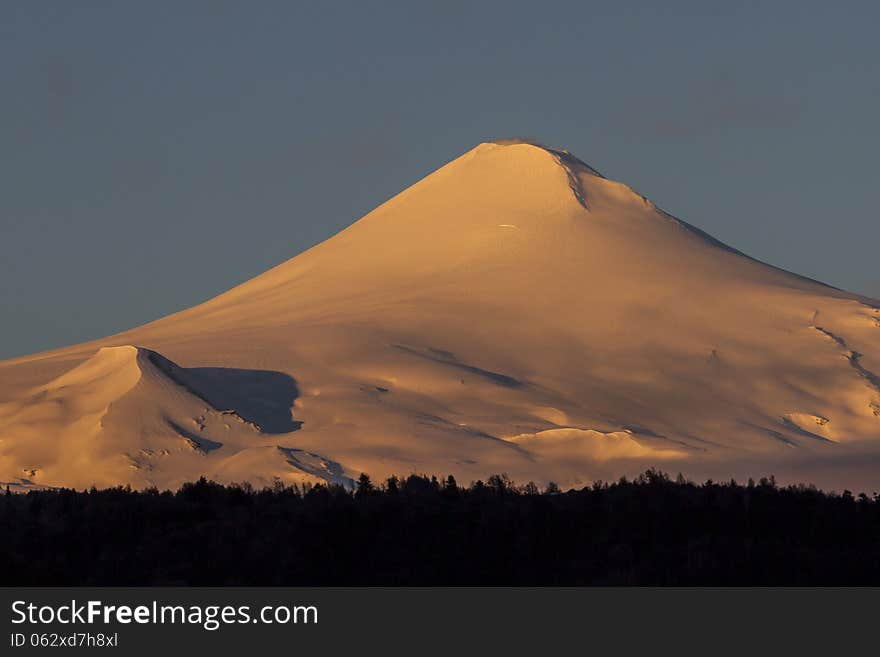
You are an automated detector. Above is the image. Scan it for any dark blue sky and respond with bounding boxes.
[2,1,879,359]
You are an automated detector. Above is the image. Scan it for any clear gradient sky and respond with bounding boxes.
[2,1,879,359]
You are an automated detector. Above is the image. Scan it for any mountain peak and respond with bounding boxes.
[482,138,606,180]
[465,139,606,211]
[44,344,146,394]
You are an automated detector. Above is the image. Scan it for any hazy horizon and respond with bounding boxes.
[3,2,879,360]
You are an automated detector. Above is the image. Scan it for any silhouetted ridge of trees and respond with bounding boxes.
[3,469,880,585]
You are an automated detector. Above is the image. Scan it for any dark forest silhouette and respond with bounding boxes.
[3,470,880,585]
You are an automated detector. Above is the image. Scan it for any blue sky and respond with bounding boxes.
[2,1,878,358]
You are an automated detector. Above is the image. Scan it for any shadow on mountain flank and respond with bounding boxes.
[158,361,302,433]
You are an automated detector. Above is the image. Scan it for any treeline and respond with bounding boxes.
[2,470,880,585]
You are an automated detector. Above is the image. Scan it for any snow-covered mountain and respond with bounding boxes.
[2,141,879,491]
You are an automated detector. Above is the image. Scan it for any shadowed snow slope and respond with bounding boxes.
[2,141,879,491]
